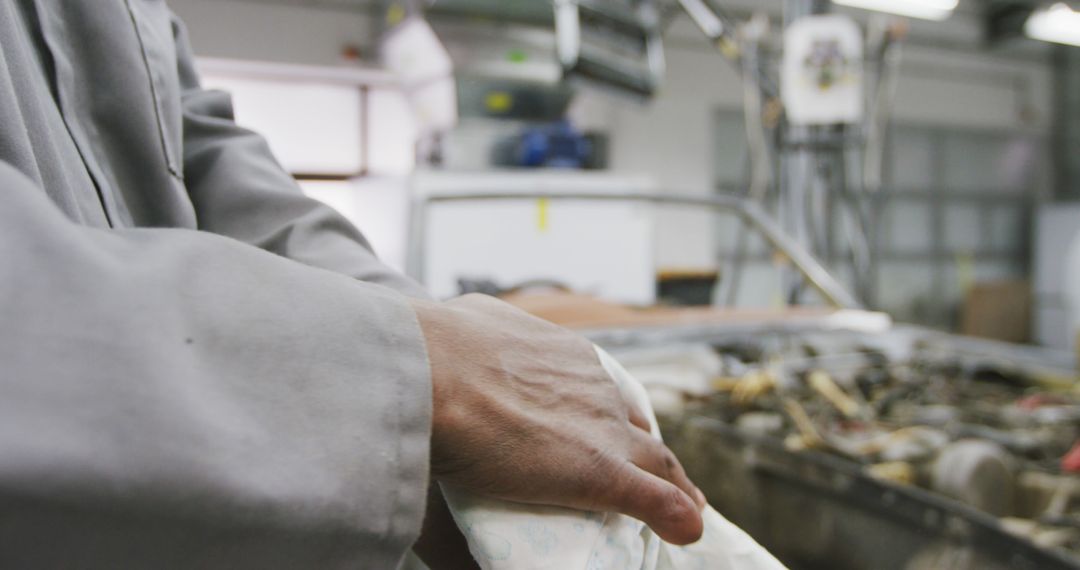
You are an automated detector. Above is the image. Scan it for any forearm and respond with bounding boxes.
[0,163,431,568]
[171,14,428,299]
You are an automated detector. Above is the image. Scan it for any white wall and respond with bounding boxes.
[171,0,376,66]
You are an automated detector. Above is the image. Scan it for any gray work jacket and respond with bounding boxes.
[0,1,432,568]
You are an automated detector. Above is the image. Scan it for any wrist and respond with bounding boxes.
[408,298,460,475]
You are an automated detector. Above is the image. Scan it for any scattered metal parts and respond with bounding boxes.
[807,369,862,418]
[868,461,917,486]
[653,329,1080,565]
[782,397,827,451]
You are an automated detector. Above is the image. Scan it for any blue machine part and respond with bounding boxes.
[516,120,593,168]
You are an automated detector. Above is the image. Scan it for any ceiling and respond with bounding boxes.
[225,0,1054,58]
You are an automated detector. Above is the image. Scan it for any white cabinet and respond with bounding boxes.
[1035,205,1080,350]
[412,171,657,304]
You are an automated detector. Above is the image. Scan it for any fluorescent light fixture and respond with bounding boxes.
[832,0,958,21]
[1025,3,1080,47]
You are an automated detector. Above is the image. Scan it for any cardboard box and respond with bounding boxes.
[961,280,1032,344]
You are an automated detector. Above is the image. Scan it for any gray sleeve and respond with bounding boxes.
[0,162,431,569]
[170,15,430,300]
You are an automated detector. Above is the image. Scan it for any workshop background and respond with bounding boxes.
[168,0,1079,349]
[161,1,1080,569]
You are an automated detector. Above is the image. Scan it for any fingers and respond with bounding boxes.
[629,429,706,510]
[600,463,705,546]
[625,401,653,433]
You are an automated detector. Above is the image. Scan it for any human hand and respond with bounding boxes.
[410,294,705,546]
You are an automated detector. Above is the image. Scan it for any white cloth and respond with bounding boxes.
[442,347,789,570]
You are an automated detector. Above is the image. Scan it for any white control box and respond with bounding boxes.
[782,15,864,126]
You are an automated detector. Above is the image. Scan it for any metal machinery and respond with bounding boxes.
[674,0,904,307]
[390,0,906,308]
[428,0,667,98]
[553,0,666,99]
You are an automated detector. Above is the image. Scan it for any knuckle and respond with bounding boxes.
[579,450,624,502]
[646,437,668,460]
[663,448,678,472]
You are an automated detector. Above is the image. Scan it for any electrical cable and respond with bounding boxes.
[864,22,903,196]
[859,19,905,307]
[742,15,773,204]
[720,13,773,308]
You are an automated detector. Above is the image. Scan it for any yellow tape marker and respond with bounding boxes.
[537,198,549,233]
[387,4,406,25]
[485,91,513,114]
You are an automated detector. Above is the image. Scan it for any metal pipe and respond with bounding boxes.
[408,191,863,309]
[780,0,835,305]
[678,0,725,39]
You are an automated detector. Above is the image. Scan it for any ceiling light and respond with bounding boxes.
[831,0,959,21]
[1025,3,1080,47]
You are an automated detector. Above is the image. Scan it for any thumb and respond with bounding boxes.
[601,465,705,546]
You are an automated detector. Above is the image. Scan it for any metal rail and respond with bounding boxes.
[407,191,863,309]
